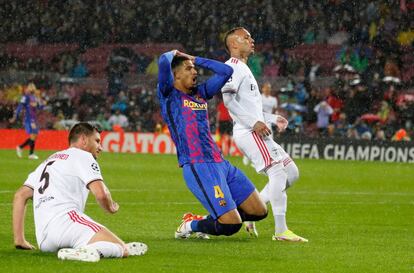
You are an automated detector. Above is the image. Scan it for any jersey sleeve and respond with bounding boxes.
[15,95,27,119]
[157,51,175,97]
[75,152,104,186]
[221,62,245,94]
[195,57,233,100]
[23,169,39,190]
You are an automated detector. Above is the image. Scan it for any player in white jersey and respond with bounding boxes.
[243,81,278,166]
[13,123,148,262]
[261,82,278,115]
[221,27,307,242]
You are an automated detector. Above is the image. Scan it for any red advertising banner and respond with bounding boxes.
[0,129,242,156]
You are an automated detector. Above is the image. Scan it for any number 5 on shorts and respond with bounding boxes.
[214,185,224,198]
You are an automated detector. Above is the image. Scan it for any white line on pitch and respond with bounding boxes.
[1,189,414,197]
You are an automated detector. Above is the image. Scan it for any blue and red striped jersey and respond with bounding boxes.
[157,51,233,166]
[15,94,43,123]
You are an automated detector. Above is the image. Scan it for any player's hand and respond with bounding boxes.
[109,201,119,214]
[9,117,16,123]
[275,115,288,132]
[253,121,272,138]
[175,50,195,61]
[15,240,36,250]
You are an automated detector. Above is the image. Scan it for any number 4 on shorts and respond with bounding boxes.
[214,185,224,198]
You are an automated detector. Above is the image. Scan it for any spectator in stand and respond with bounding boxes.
[392,128,411,141]
[108,109,129,129]
[70,59,88,78]
[314,100,333,137]
[111,91,128,113]
[326,88,344,123]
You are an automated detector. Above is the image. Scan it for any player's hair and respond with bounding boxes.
[171,56,188,72]
[68,122,100,144]
[224,27,245,53]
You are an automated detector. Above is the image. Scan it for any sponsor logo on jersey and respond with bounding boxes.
[48,153,69,160]
[183,99,207,111]
[219,199,227,207]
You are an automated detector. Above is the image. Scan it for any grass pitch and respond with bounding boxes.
[0,149,413,273]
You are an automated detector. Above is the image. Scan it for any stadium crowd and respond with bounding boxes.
[0,0,413,141]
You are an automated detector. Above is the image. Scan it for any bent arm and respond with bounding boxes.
[157,51,175,97]
[88,180,119,214]
[222,92,257,128]
[13,186,35,249]
[196,58,233,99]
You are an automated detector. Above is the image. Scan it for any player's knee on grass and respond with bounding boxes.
[237,208,268,222]
[194,216,242,236]
[216,222,243,236]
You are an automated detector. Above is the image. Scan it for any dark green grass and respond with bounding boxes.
[0,150,413,273]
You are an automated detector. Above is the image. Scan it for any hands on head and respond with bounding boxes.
[173,50,195,62]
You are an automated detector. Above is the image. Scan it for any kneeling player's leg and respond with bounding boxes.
[191,210,243,236]
[226,163,267,221]
[181,163,243,236]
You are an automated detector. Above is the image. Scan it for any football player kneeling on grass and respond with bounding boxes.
[12,122,148,262]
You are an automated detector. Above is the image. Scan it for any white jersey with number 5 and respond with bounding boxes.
[23,147,103,245]
[221,57,264,136]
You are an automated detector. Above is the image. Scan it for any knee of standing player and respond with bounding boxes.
[287,164,300,188]
[216,223,243,236]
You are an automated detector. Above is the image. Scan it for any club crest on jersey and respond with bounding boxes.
[183,99,207,111]
[219,199,227,207]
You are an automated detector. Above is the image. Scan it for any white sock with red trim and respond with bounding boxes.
[87,241,124,258]
[265,164,288,234]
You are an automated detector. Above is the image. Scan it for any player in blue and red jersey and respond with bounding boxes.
[10,83,44,160]
[157,50,267,239]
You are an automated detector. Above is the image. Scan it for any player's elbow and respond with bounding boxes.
[222,93,235,108]
[223,65,233,79]
[13,187,32,204]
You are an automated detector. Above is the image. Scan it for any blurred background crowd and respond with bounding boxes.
[0,0,413,141]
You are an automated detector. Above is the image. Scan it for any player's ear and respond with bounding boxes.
[80,134,88,147]
[173,68,181,80]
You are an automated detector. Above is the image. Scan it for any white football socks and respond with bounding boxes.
[87,241,124,258]
[261,164,288,234]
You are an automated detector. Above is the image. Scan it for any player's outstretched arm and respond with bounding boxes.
[195,58,233,99]
[13,186,36,250]
[88,180,119,214]
[158,50,176,97]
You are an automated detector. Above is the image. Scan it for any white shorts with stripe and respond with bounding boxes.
[39,210,103,252]
[234,131,292,173]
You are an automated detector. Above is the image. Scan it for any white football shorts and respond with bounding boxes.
[234,131,292,173]
[39,210,103,252]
